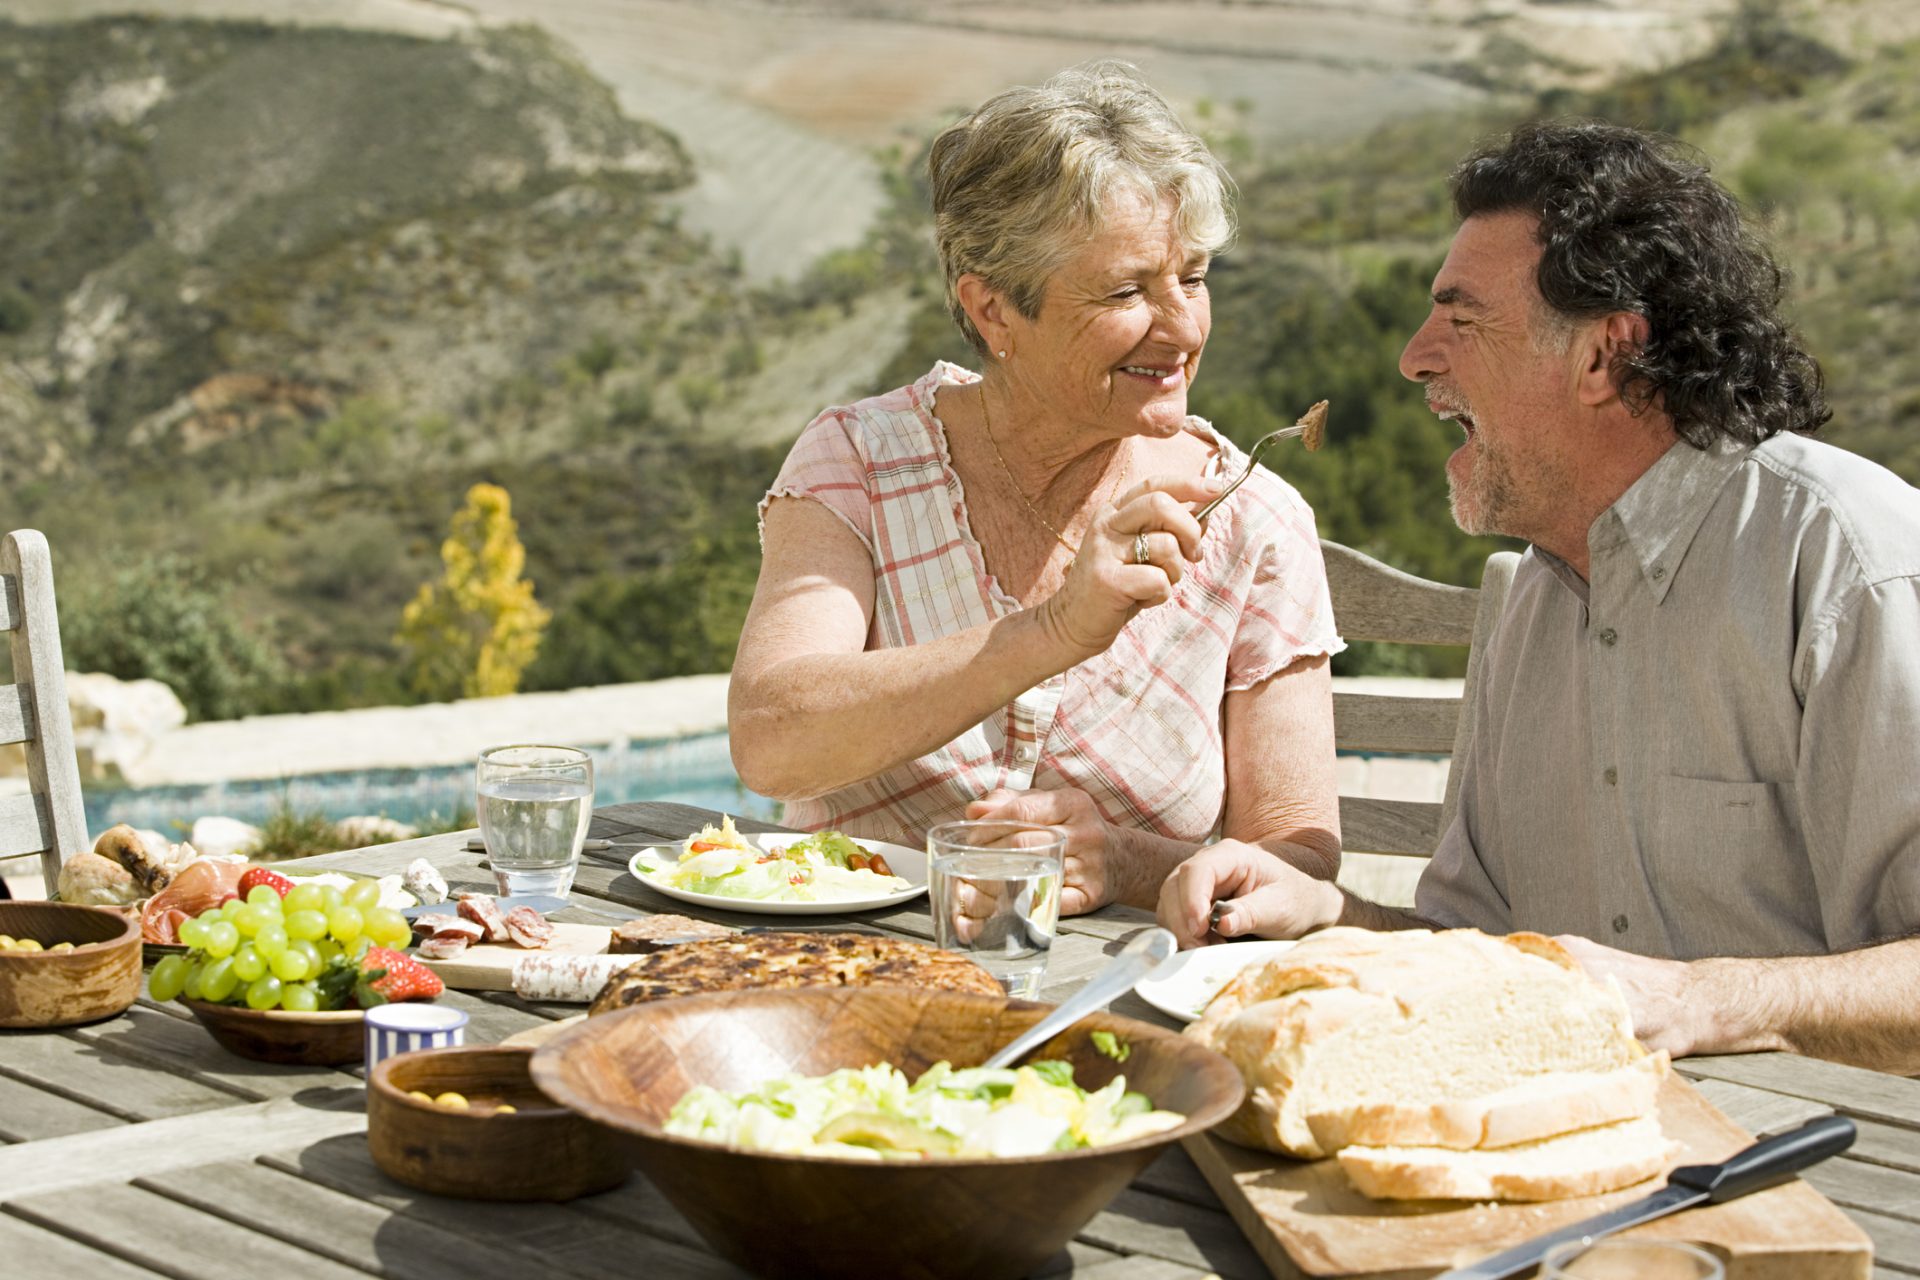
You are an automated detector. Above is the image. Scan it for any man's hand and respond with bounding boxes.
[1156,840,1344,949]
[1555,934,1702,1058]
[966,787,1120,915]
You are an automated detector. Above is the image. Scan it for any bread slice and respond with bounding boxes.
[1306,1052,1670,1153]
[1337,1114,1679,1202]
[1185,927,1643,1158]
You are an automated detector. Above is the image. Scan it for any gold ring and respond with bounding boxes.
[1133,532,1151,565]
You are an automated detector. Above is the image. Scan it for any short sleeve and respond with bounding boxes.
[1224,480,1345,692]
[758,412,875,556]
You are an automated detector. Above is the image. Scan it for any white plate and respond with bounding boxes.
[626,832,928,915]
[1134,939,1298,1023]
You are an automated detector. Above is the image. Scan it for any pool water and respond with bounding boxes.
[81,731,782,838]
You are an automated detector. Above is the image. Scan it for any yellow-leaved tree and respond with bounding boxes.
[397,483,550,700]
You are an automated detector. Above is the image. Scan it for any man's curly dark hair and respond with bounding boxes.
[1451,119,1829,447]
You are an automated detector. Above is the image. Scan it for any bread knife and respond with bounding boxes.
[1435,1114,1855,1279]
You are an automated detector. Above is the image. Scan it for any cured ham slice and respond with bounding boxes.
[140,859,248,943]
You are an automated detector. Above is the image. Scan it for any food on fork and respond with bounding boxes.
[1184,926,1673,1201]
[1298,399,1329,452]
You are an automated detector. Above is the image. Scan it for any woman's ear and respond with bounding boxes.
[1577,311,1651,407]
[956,273,1013,358]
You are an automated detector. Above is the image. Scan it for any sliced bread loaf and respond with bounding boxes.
[1184,927,1643,1158]
[1306,1052,1670,1153]
[1337,1114,1679,1201]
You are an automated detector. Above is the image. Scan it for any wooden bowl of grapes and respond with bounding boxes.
[0,901,143,1028]
[179,999,365,1065]
[530,986,1245,1280]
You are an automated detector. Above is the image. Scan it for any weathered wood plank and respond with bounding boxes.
[1065,1256,1224,1280]
[65,1005,359,1101]
[1836,1204,1920,1275]
[3,530,90,885]
[0,683,33,747]
[0,1032,245,1122]
[1691,1076,1835,1137]
[0,1092,366,1200]
[1133,1146,1224,1210]
[0,571,17,632]
[1332,693,1460,754]
[0,790,49,861]
[263,1135,744,1278]
[1321,539,1477,646]
[1848,1117,1920,1178]
[1681,1054,1920,1128]
[1337,795,1442,858]
[141,1158,543,1280]
[1078,1186,1269,1280]
[9,1183,375,1280]
[1804,1156,1920,1226]
[0,1071,125,1143]
[0,1210,168,1279]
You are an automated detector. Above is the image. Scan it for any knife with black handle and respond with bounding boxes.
[1435,1114,1856,1279]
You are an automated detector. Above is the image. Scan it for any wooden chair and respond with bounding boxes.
[1322,539,1518,903]
[2,530,89,892]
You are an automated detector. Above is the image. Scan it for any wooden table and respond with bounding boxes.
[4,800,1918,1279]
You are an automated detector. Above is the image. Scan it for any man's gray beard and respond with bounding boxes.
[1447,443,1520,538]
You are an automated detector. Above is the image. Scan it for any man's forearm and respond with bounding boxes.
[1329,885,1435,933]
[1685,937,1920,1074]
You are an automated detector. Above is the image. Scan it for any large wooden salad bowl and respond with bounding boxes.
[530,986,1245,1280]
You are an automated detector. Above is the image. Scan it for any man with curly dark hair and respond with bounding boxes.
[1160,119,1920,1073]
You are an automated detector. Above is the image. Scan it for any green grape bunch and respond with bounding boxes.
[147,875,416,1012]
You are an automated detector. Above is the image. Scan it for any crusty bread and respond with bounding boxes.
[1306,1052,1670,1153]
[1185,927,1644,1159]
[1337,1114,1679,1202]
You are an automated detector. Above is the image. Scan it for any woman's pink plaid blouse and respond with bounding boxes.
[758,362,1343,847]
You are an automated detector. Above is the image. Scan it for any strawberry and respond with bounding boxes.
[237,867,295,898]
[350,945,444,1007]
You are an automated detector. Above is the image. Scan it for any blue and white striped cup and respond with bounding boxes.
[364,1003,469,1075]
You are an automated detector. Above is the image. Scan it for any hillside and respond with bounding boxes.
[0,17,888,714]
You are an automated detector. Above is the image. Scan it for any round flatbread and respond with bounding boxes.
[588,930,1001,1016]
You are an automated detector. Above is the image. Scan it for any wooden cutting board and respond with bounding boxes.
[1184,1074,1872,1279]
[415,923,611,992]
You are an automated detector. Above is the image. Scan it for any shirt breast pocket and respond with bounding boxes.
[1646,774,1815,952]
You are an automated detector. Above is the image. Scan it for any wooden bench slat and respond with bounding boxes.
[1338,796,1443,857]
[1332,693,1460,754]
[1321,540,1477,646]
[0,789,49,860]
[0,683,32,747]
[0,573,17,633]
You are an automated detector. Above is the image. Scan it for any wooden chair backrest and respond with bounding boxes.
[1,530,89,888]
[1322,539,1518,859]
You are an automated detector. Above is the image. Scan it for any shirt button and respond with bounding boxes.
[1612,914,1630,934]
[1597,627,1618,646]
[1650,565,1667,581]
[1015,747,1035,764]
[1603,767,1618,786]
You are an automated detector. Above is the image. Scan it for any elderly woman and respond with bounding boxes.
[728,62,1342,915]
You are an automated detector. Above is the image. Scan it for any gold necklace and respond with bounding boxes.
[978,386,1122,558]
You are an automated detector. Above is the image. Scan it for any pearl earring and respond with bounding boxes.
[997,350,1008,359]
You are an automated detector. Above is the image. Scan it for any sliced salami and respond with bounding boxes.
[418,930,476,960]
[457,893,511,942]
[512,954,631,1004]
[410,912,462,940]
[504,906,555,950]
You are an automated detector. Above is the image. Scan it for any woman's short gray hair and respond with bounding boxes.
[927,60,1235,355]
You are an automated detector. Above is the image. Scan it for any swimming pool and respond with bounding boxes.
[81,730,782,838]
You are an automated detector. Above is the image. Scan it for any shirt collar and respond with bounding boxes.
[1587,435,1753,605]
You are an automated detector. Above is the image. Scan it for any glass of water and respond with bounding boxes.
[475,744,594,897]
[927,820,1068,1000]
[1541,1239,1723,1280]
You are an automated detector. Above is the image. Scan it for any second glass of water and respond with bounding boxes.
[927,820,1068,1000]
[476,744,593,897]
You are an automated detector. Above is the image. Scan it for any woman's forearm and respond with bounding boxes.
[729,604,1084,801]
[1107,824,1340,911]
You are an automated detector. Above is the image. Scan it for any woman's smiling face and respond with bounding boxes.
[1005,191,1212,442]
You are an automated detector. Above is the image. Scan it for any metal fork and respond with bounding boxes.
[1194,423,1306,522]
